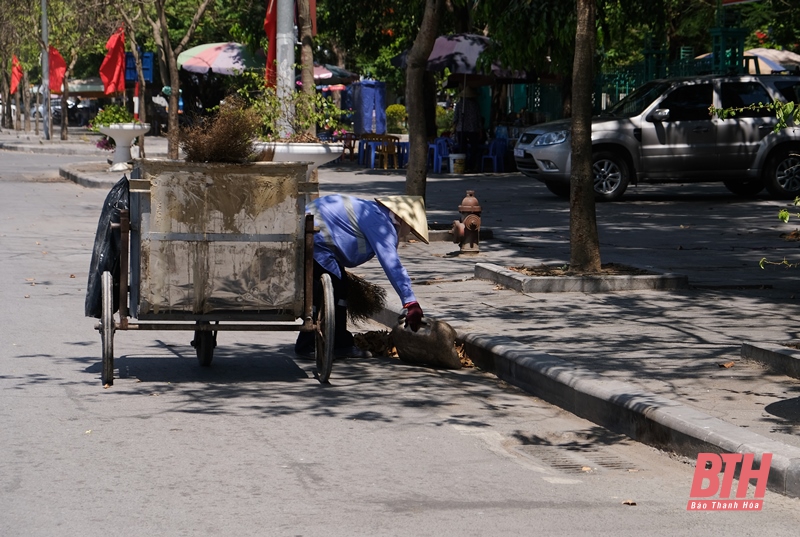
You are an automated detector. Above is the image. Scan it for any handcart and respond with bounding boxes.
[94,159,335,385]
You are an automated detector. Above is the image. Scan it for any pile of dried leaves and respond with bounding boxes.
[780,230,800,241]
[354,330,474,368]
[509,262,655,277]
[179,96,261,163]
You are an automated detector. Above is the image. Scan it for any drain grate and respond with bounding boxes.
[515,444,638,474]
[691,284,772,290]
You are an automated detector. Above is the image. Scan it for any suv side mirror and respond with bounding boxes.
[649,108,670,122]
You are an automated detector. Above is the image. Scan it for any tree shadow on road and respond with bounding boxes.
[68,335,512,426]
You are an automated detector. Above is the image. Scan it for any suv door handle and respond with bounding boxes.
[758,125,773,130]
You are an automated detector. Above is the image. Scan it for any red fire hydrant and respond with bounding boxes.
[451,190,482,254]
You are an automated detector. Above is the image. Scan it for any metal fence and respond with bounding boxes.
[501,55,724,126]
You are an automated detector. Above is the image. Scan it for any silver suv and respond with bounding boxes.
[514,75,800,200]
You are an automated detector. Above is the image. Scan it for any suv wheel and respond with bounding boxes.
[765,148,800,199]
[544,181,570,199]
[592,151,629,201]
[723,178,764,197]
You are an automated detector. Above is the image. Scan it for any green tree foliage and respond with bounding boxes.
[739,0,800,52]
[711,100,800,133]
[225,1,271,51]
[135,0,215,158]
[474,0,722,78]
[474,0,577,76]
[230,70,343,141]
[316,0,425,88]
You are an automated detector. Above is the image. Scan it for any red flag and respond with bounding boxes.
[99,28,126,95]
[10,55,23,95]
[48,46,67,92]
[310,0,317,35]
[264,0,277,87]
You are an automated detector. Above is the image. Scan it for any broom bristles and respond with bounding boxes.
[345,271,386,323]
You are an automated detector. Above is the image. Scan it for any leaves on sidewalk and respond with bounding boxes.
[353,330,475,368]
[509,263,655,277]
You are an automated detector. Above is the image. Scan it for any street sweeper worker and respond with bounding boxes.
[295,194,428,359]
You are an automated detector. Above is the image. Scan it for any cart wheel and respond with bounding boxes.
[192,321,216,367]
[101,271,115,386]
[315,273,335,383]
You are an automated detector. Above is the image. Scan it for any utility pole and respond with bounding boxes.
[276,0,295,138]
[40,0,50,140]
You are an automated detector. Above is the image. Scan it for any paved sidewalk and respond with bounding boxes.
[0,126,170,158]
[4,127,800,497]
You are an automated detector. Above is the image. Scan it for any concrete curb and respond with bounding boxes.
[59,165,119,189]
[458,332,800,498]
[372,304,800,498]
[742,341,800,379]
[0,141,107,156]
[474,262,689,293]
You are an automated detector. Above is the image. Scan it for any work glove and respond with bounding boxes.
[403,301,423,332]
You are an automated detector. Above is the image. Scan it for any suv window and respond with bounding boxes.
[659,84,713,121]
[721,82,772,117]
[605,81,672,118]
[773,80,800,103]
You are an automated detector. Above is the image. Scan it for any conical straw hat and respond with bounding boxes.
[375,195,429,244]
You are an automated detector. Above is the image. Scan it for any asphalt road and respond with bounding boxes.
[2,150,799,536]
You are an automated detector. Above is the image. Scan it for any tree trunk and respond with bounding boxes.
[568,0,601,273]
[405,0,445,199]
[0,72,11,128]
[297,0,315,138]
[151,0,182,159]
[60,80,69,140]
[1,73,10,129]
[331,41,346,109]
[132,48,148,159]
[61,50,77,140]
[148,0,214,159]
[13,89,20,131]
[122,11,148,158]
[21,72,31,133]
[32,79,39,135]
[166,49,181,159]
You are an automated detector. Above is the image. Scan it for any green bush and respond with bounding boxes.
[436,106,454,136]
[232,70,343,142]
[90,104,134,131]
[386,104,407,133]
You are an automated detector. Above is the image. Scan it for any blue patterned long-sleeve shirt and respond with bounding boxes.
[307,195,417,305]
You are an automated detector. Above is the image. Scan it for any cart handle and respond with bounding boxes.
[111,209,130,329]
[301,214,315,332]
